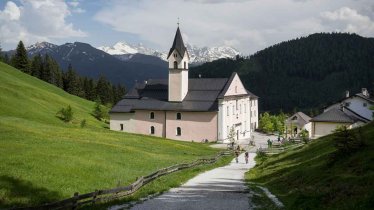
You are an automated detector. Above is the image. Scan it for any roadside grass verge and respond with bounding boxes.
[245,123,374,210]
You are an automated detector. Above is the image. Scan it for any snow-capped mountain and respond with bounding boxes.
[98,42,239,64]
[98,42,167,61]
[26,42,58,55]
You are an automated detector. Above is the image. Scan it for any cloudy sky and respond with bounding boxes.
[1,0,374,54]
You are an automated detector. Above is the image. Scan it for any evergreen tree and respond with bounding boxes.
[30,54,43,78]
[40,54,52,83]
[63,64,79,95]
[3,53,10,64]
[0,43,3,61]
[96,75,112,105]
[115,84,126,103]
[11,41,30,73]
[83,78,96,101]
[50,58,63,88]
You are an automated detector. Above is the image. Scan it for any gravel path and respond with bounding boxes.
[129,152,256,210]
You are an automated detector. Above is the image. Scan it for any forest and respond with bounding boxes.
[0,41,125,106]
[191,33,374,114]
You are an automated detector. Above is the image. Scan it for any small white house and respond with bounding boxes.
[310,88,373,138]
[285,112,312,138]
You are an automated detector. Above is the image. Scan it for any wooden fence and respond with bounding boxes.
[12,151,232,210]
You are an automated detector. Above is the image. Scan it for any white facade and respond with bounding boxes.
[217,74,258,143]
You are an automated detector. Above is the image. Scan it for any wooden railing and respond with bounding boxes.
[11,151,232,210]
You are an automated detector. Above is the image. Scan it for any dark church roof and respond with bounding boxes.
[167,27,187,59]
[110,73,257,113]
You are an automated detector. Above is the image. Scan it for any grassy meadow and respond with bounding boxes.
[0,62,226,208]
[246,122,374,210]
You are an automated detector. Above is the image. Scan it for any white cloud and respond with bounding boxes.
[94,0,374,54]
[320,7,374,35]
[0,0,86,48]
[0,1,20,20]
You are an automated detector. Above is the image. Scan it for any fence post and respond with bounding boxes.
[72,192,79,210]
[92,189,99,205]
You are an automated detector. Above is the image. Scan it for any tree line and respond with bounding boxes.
[0,41,125,106]
[190,32,374,113]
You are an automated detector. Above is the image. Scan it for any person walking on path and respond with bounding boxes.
[235,149,240,163]
[244,151,249,164]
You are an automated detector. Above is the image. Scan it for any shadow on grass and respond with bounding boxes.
[0,175,61,209]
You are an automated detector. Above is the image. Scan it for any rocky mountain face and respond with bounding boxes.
[22,41,168,87]
[98,42,240,64]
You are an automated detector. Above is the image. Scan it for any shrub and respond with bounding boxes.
[56,105,73,122]
[80,119,86,128]
[93,100,109,121]
[299,129,309,144]
[330,126,365,163]
[256,148,267,158]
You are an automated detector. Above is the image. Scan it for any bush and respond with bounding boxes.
[256,148,267,158]
[330,126,365,162]
[80,119,86,128]
[300,129,309,144]
[56,105,73,122]
[93,100,109,121]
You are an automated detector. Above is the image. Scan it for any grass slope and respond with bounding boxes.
[0,62,223,208]
[246,123,374,210]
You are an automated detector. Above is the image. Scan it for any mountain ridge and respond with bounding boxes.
[98,41,240,64]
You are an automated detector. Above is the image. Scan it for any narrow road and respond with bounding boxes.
[129,152,256,210]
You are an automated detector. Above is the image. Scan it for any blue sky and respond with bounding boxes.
[1,0,374,54]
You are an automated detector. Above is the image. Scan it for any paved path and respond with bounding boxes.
[129,152,256,210]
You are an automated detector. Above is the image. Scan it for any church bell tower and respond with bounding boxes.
[167,27,189,102]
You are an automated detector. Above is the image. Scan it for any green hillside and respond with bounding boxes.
[246,123,374,209]
[0,62,223,208]
[191,33,374,113]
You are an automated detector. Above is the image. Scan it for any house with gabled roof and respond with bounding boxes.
[285,112,312,138]
[110,27,259,142]
[310,88,373,138]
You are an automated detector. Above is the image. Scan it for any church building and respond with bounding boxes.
[109,27,259,143]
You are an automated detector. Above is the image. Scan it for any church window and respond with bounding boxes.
[150,126,155,134]
[235,86,237,93]
[232,105,235,115]
[184,62,186,69]
[150,112,155,119]
[174,61,178,69]
[227,106,229,116]
[176,112,182,120]
[120,124,123,131]
[244,104,246,113]
[363,102,367,107]
[176,127,181,136]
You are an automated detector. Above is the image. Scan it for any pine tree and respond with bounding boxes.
[40,54,52,83]
[96,75,112,105]
[0,43,3,61]
[3,53,10,64]
[50,58,63,88]
[63,64,79,95]
[30,54,43,78]
[11,41,30,73]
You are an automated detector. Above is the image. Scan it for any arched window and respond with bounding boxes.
[150,126,155,134]
[174,61,178,69]
[150,112,154,119]
[176,112,181,120]
[176,127,181,136]
[184,62,186,69]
